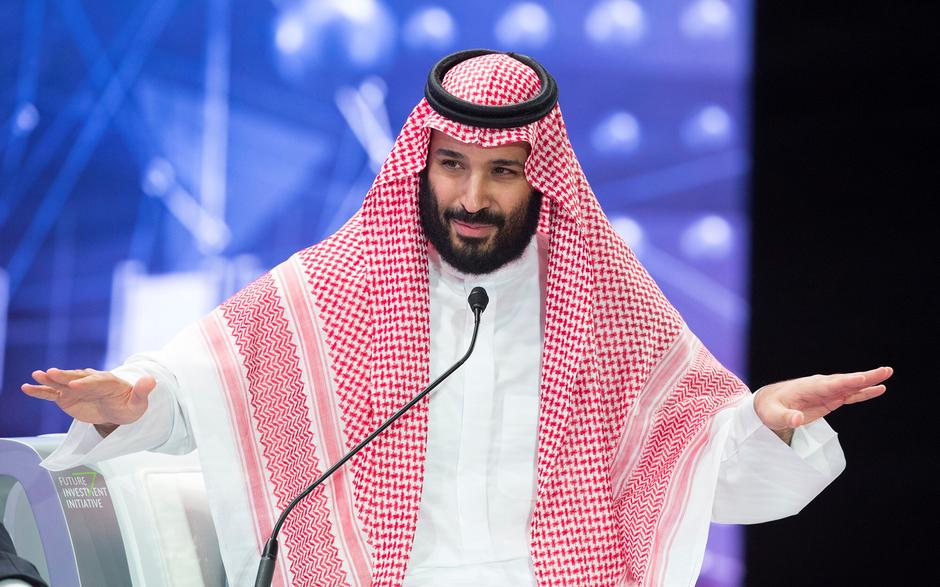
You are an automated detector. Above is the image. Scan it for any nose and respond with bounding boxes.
[460,173,489,214]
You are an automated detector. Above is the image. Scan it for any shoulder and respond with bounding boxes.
[296,213,365,280]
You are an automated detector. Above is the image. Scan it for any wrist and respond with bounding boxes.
[94,423,119,438]
[772,427,794,446]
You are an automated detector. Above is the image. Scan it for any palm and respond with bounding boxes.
[21,368,155,426]
[754,366,892,432]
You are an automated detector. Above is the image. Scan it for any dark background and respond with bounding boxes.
[748,2,936,584]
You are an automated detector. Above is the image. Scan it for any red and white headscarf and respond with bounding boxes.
[209,53,748,586]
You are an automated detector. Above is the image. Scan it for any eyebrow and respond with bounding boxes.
[434,148,525,168]
[490,158,525,168]
[434,148,465,159]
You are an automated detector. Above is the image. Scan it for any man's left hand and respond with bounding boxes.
[754,366,893,444]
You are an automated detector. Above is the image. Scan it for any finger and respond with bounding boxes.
[32,370,73,393]
[67,370,115,390]
[67,371,134,399]
[46,368,95,385]
[49,367,99,381]
[870,366,893,383]
[21,383,60,401]
[66,375,98,389]
[844,384,887,405]
[827,367,893,394]
[851,366,893,386]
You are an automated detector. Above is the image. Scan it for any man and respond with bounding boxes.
[22,50,891,586]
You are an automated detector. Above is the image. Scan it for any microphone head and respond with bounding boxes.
[467,287,489,314]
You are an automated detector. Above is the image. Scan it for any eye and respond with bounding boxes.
[440,159,462,170]
[493,166,517,176]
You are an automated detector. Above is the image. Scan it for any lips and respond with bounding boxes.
[452,219,496,238]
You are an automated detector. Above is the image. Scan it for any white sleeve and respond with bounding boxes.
[659,392,846,585]
[40,352,196,472]
[712,392,846,524]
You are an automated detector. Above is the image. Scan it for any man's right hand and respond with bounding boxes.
[21,368,157,434]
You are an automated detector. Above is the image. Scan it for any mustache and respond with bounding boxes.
[444,206,506,227]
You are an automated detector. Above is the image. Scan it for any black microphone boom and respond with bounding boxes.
[254,287,490,587]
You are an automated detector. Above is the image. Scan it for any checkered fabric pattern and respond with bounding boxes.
[217,53,748,586]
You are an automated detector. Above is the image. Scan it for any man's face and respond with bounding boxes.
[419,130,542,275]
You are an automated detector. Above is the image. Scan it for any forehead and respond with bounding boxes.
[428,129,530,160]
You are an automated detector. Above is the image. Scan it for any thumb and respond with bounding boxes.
[131,375,157,399]
[754,389,804,430]
[766,407,803,431]
[121,375,157,422]
[785,409,804,429]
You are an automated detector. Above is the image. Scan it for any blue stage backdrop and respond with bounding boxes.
[1,1,750,583]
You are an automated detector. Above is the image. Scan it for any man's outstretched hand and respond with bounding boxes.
[21,368,156,434]
[754,366,893,443]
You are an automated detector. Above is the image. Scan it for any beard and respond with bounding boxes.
[418,170,543,275]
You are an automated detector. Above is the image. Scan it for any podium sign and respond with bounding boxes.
[1,435,225,586]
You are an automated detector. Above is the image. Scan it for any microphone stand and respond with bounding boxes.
[254,287,489,587]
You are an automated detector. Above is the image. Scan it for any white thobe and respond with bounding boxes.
[42,238,845,586]
[404,241,545,586]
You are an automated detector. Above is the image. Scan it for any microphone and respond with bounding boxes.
[468,286,489,315]
[254,287,489,587]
